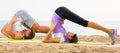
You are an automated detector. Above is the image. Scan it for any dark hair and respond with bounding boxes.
[69,34,78,43]
[24,30,35,39]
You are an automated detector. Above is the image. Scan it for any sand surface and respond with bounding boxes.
[0,35,120,53]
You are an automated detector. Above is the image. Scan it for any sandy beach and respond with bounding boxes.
[0,35,120,53]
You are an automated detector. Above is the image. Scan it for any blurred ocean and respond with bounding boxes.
[0,20,120,36]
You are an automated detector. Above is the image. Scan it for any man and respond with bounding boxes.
[1,10,50,40]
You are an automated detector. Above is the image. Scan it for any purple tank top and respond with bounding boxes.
[52,13,69,42]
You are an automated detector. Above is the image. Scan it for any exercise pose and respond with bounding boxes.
[1,10,50,40]
[43,7,117,45]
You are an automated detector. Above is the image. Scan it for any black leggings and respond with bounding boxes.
[55,7,88,27]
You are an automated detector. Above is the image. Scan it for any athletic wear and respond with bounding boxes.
[16,10,35,28]
[52,13,66,34]
[13,20,25,31]
[109,29,117,45]
[55,7,88,27]
[52,13,69,42]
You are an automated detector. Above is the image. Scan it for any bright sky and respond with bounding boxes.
[0,0,120,21]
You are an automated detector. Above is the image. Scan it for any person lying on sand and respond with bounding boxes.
[1,10,50,40]
[42,7,117,45]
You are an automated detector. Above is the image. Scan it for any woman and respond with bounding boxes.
[42,7,78,43]
[42,7,117,45]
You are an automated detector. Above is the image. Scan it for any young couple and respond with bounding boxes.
[1,7,117,45]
